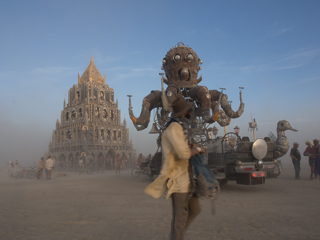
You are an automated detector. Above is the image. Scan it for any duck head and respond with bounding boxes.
[277,120,298,132]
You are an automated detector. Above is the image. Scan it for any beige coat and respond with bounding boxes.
[38,160,44,168]
[46,158,54,170]
[145,122,191,199]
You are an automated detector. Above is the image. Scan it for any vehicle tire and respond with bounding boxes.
[274,163,281,176]
[131,168,140,177]
[269,164,281,178]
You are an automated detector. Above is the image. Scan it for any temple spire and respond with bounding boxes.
[78,56,105,85]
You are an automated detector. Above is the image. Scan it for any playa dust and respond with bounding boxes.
[0,161,320,240]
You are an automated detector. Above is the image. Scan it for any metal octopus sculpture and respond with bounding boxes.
[128,42,245,134]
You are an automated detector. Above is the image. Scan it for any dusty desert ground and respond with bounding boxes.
[1,161,320,240]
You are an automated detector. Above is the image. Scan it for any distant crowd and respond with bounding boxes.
[290,139,320,180]
[7,153,156,179]
[7,156,54,179]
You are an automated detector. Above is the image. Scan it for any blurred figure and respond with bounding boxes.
[78,158,84,172]
[313,139,320,180]
[303,140,316,179]
[37,157,45,179]
[290,142,301,179]
[46,156,54,180]
[115,154,121,176]
[146,154,152,164]
[123,156,128,170]
[14,160,20,174]
[7,160,13,176]
[136,153,143,166]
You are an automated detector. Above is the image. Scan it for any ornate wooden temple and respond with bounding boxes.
[47,56,136,169]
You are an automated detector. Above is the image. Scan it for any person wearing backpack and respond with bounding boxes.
[145,96,205,240]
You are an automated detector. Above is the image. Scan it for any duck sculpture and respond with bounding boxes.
[273,120,297,159]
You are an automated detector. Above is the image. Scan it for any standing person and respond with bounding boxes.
[290,142,301,179]
[124,156,128,170]
[78,158,84,172]
[136,153,143,166]
[14,160,20,174]
[7,160,13,176]
[313,139,320,180]
[37,157,45,179]
[303,140,316,179]
[45,156,54,180]
[145,96,205,240]
[115,154,121,176]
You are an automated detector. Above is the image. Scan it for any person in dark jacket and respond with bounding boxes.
[290,142,301,179]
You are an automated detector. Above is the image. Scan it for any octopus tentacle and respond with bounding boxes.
[129,90,162,131]
[218,91,244,118]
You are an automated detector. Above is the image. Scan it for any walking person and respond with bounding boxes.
[37,157,45,179]
[45,156,54,180]
[313,139,320,180]
[303,140,316,179]
[145,96,205,240]
[290,142,301,179]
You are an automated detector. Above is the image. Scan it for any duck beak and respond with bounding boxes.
[289,127,298,132]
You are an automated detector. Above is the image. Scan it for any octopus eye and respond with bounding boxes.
[162,58,167,65]
[174,54,181,61]
[186,53,193,61]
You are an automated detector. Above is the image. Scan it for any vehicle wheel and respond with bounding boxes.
[273,164,281,177]
[131,168,140,177]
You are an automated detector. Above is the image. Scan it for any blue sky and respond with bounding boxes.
[0,0,319,166]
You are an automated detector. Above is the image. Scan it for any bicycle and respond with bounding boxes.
[27,167,37,179]
[36,168,45,179]
[131,166,142,177]
[79,164,93,175]
[17,167,36,179]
